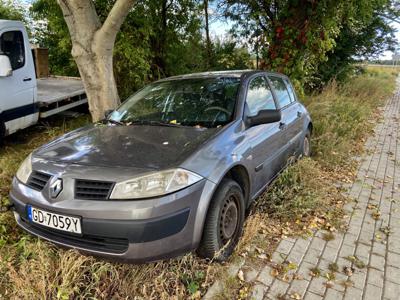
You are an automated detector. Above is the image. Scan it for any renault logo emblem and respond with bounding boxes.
[50,178,63,198]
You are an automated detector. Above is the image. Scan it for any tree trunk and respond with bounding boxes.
[73,50,119,121]
[155,0,168,75]
[57,0,136,121]
[204,0,212,68]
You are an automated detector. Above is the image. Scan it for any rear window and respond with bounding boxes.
[284,78,297,103]
[269,76,292,108]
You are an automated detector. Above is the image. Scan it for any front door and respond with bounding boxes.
[244,75,287,195]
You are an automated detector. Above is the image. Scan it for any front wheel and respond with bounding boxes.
[197,179,245,261]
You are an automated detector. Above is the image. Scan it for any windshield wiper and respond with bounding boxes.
[127,120,183,127]
[106,119,125,126]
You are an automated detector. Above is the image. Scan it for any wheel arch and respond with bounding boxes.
[222,164,251,207]
[307,121,313,135]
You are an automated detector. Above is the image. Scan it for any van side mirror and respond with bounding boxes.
[104,109,113,119]
[0,55,12,77]
[247,109,281,127]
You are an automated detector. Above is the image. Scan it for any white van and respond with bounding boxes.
[0,20,87,142]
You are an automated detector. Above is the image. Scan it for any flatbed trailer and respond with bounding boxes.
[37,77,87,118]
[0,20,89,140]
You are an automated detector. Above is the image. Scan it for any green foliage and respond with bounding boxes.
[222,0,398,91]
[0,1,25,21]
[209,38,252,70]
[315,5,398,88]
[30,0,78,76]
[28,0,252,99]
[10,0,397,96]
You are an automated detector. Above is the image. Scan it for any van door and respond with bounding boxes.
[0,28,37,135]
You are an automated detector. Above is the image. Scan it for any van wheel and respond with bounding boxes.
[197,179,245,261]
[302,130,311,157]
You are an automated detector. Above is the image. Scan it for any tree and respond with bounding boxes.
[203,0,212,67]
[147,0,205,77]
[316,8,397,87]
[211,38,252,70]
[57,0,136,121]
[221,0,398,91]
[0,1,25,21]
[30,0,206,100]
[31,0,78,76]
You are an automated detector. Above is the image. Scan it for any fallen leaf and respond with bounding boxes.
[290,292,302,299]
[238,270,244,281]
[271,268,279,277]
[258,253,268,260]
[325,280,334,288]
[343,266,354,276]
[342,279,354,287]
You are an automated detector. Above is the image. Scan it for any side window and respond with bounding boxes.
[284,79,297,103]
[246,76,276,117]
[0,31,25,70]
[269,76,292,108]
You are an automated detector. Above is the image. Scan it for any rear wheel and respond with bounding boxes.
[0,120,5,146]
[197,179,245,261]
[302,130,311,157]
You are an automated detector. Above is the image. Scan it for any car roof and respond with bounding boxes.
[157,70,287,82]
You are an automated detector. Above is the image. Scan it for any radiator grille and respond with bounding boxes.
[75,179,114,200]
[27,171,51,191]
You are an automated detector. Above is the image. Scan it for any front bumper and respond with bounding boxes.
[10,177,216,263]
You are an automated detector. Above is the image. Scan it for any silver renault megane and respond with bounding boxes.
[10,70,312,262]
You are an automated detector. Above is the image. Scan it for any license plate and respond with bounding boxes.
[27,205,82,234]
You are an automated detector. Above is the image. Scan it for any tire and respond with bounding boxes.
[302,129,311,157]
[0,120,5,146]
[197,179,245,261]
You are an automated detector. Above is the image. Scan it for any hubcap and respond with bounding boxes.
[303,136,310,156]
[219,195,239,244]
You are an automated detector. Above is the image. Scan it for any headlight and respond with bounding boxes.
[16,153,32,184]
[109,168,203,199]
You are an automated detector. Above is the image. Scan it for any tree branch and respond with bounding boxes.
[97,0,136,48]
[57,0,101,42]
[377,12,400,25]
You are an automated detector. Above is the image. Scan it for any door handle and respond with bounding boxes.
[23,77,32,82]
[279,122,287,130]
[297,111,302,118]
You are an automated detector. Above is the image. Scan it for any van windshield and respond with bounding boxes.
[109,77,241,128]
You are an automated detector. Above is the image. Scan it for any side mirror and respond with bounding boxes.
[104,109,113,119]
[0,55,12,77]
[247,109,281,127]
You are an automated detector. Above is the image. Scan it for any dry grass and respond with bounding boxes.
[0,66,398,299]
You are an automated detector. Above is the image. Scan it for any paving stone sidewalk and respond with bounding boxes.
[205,80,400,300]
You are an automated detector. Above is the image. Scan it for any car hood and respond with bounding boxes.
[34,124,219,170]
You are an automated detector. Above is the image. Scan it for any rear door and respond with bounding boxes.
[268,75,298,162]
[283,77,305,155]
[244,75,287,194]
[0,27,37,134]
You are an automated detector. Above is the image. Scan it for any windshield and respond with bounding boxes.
[109,77,241,128]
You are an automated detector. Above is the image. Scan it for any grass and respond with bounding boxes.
[0,66,398,299]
